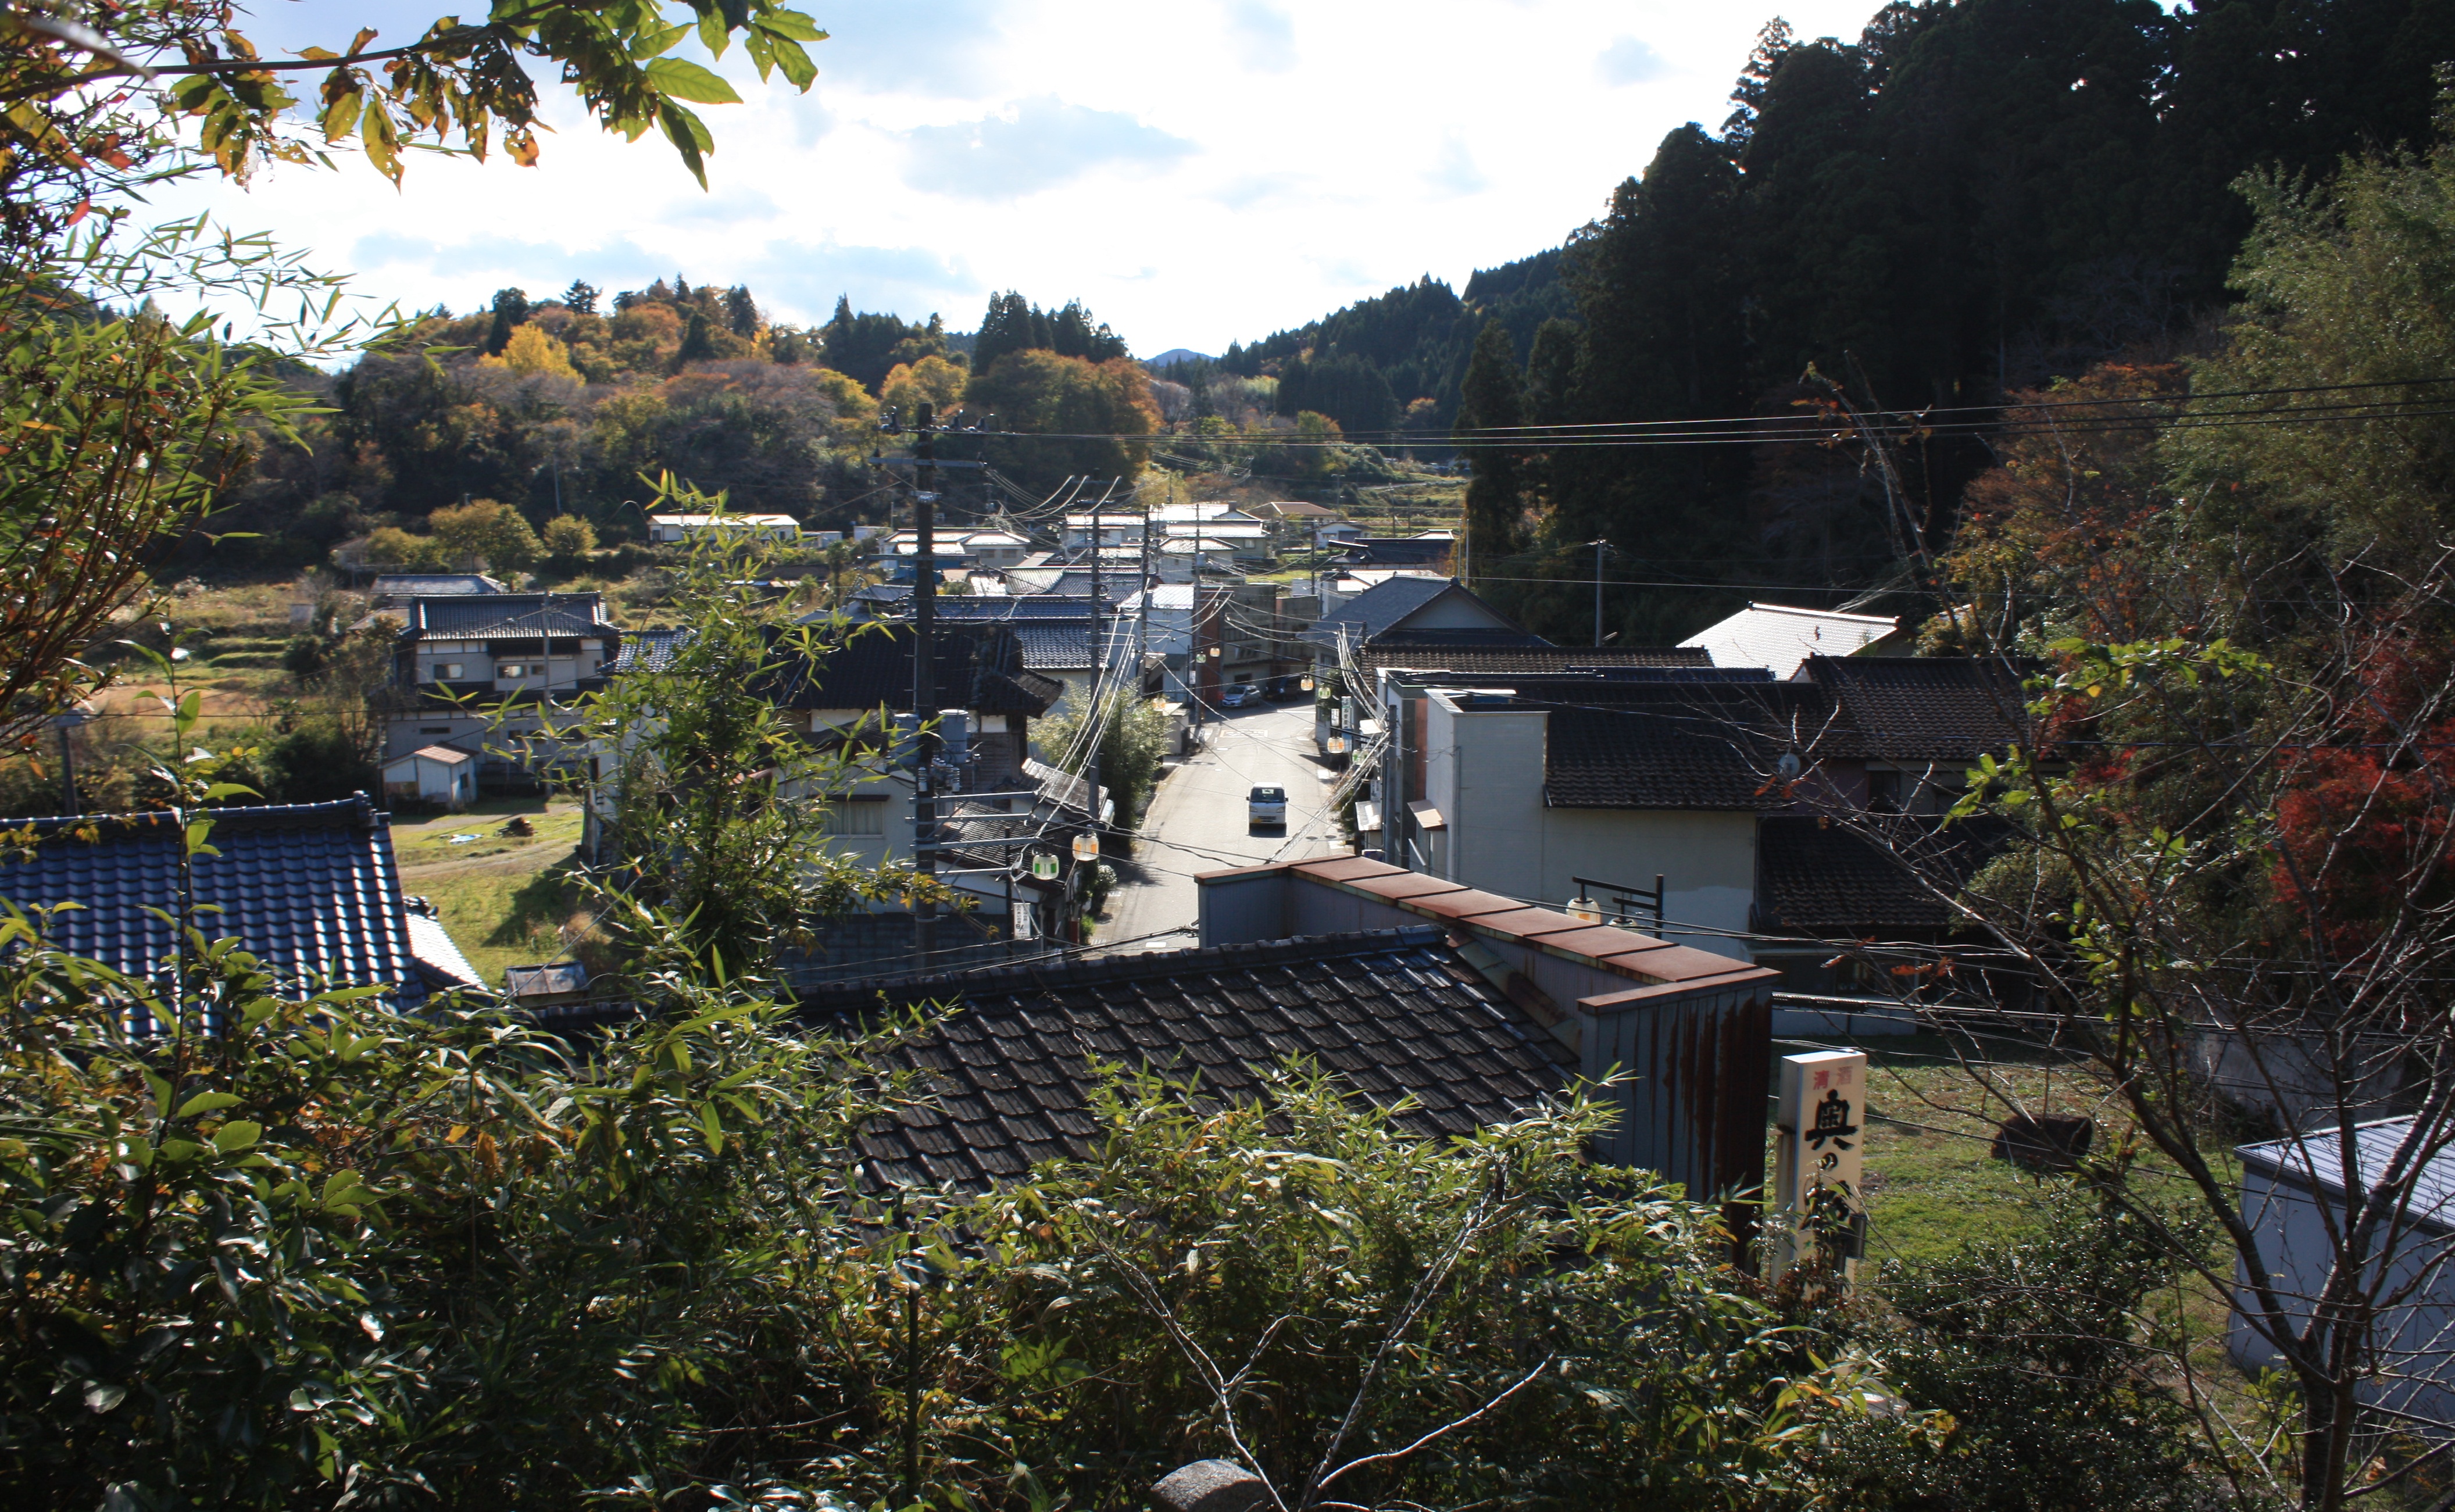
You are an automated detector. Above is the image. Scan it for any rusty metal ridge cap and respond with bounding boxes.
[1575,971,1780,1014]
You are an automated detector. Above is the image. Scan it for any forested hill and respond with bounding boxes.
[1156,250,1573,440]
[1183,0,2455,643]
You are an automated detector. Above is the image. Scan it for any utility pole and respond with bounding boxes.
[1084,484,1102,864]
[1138,492,1153,695]
[907,402,941,970]
[1592,538,1608,648]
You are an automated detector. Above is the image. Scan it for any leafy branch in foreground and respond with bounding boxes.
[1,0,825,211]
[529,478,957,991]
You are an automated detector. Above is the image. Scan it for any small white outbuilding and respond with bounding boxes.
[2231,1116,2455,1429]
[381,745,477,810]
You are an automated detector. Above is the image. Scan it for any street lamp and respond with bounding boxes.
[1071,832,1099,863]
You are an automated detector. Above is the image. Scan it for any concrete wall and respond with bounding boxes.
[1421,693,1757,960]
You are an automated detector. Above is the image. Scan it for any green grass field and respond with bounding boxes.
[391,796,588,987]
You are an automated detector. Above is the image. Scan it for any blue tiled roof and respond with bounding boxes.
[0,795,455,1002]
[402,593,619,641]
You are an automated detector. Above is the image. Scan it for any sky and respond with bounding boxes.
[158,1,1897,357]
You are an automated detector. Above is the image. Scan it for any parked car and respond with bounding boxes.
[1219,682,1260,709]
[1262,674,1311,702]
[1248,785,1287,827]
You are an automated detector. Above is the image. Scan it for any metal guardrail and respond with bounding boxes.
[1573,873,1664,928]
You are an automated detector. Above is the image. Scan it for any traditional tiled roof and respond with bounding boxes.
[610,627,689,674]
[1360,641,1709,674]
[803,926,1573,1191]
[769,623,1063,717]
[1025,757,1095,818]
[1797,655,2034,763]
[1009,623,1097,671]
[1754,816,1957,933]
[405,910,485,989]
[1333,537,1454,567]
[925,595,1109,620]
[399,592,619,642]
[1312,578,1522,646]
[1534,682,1841,809]
[369,573,505,605]
[0,795,474,1002]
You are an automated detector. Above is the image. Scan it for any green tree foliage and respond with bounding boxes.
[1276,352,1399,436]
[926,1067,1942,1509]
[880,353,970,417]
[539,503,934,977]
[723,284,759,338]
[561,278,599,315]
[820,296,950,394]
[483,285,530,355]
[1456,320,1530,578]
[973,291,1129,378]
[428,497,542,572]
[1539,123,1752,642]
[0,0,829,721]
[1802,1188,2222,1510]
[541,513,597,560]
[303,290,885,544]
[677,308,720,364]
[1217,263,1567,439]
[1872,109,2455,1511]
[279,633,326,681]
[0,868,916,1504]
[1289,409,1345,480]
[966,349,1161,492]
[1034,689,1171,827]
[0,242,320,727]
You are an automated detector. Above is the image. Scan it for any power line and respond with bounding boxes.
[950,381,2455,451]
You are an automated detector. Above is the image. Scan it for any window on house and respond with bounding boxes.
[432,662,463,680]
[498,663,534,679]
[421,726,453,735]
[1867,770,1903,813]
[823,800,885,837]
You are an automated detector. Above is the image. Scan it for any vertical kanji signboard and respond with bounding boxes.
[1771,1048,1868,1282]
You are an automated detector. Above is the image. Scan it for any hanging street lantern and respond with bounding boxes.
[1071,832,1099,863]
[1028,850,1060,881]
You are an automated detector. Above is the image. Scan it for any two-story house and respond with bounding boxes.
[1379,653,2034,971]
[384,592,623,788]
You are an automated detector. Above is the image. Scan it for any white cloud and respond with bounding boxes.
[1430,134,1486,196]
[1225,1,1298,72]
[1597,36,1677,86]
[163,2,1896,355]
[901,96,1195,200]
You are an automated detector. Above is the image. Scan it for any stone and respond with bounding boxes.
[1150,1458,1271,1512]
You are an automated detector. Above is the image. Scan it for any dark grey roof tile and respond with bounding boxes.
[806,928,1573,1193]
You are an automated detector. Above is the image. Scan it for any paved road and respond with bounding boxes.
[1096,700,1350,954]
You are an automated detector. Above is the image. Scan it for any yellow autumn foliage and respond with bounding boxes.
[484,323,583,383]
